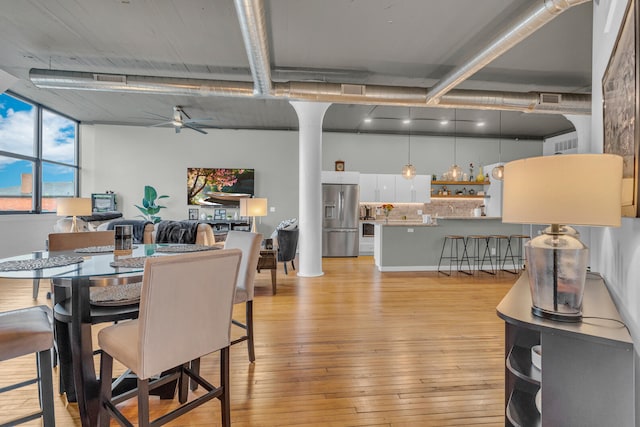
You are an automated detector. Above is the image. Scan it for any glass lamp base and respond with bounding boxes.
[526,228,588,323]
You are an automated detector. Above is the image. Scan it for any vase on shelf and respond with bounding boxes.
[384,212,389,224]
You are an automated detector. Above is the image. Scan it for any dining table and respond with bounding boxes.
[0,243,218,427]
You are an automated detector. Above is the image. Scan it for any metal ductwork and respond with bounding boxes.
[30,68,591,114]
[234,0,272,96]
[425,0,590,105]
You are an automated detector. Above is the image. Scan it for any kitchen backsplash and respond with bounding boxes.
[361,199,485,220]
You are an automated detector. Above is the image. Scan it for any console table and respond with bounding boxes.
[497,273,634,426]
[257,249,277,295]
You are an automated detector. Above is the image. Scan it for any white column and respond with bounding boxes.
[290,101,331,277]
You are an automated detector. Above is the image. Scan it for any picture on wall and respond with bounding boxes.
[188,208,199,220]
[214,208,226,220]
[187,168,255,207]
[603,0,639,217]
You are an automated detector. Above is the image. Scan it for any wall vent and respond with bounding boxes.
[341,84,365,96]
[93,74,126,84]
[555,136,578,152]
[540,93,562,104]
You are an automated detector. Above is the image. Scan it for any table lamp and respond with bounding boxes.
[56,198,92,232]
[502,154,622,322]
[240,198,268,233]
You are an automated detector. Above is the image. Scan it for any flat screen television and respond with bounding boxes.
[187,168,255,207]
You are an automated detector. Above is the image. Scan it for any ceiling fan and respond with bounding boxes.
[150,106,212,134]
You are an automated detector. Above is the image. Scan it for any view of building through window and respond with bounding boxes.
[0,92,78,212]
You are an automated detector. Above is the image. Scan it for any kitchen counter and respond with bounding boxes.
[373,218,525,272]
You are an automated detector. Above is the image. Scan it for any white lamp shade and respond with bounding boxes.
[239,198,268,217]
[502,154,623,227]
[56,197,92,216]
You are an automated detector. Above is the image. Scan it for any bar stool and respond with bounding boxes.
[437,235,471,275]
[503,234,530,274]
[0,306,55,427]
[490,235,510,274]
[465,235,494,275]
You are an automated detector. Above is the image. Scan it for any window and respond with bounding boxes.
[0,92,78,213]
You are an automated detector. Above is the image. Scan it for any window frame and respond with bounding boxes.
[0,91,79,214]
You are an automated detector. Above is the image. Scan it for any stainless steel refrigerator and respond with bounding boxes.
[322,183,359,257]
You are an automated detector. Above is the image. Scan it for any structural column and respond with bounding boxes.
[290,101,331,277]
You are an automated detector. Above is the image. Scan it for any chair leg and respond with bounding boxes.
[246,301,255,362]
[283,261,288,275]
[32,278,40,299]
[189,358,201,391]
[138,378,150,427]
[291,259,295,271]
[220,347,231,427]
[37,348,55,427]
[98,352,113,427]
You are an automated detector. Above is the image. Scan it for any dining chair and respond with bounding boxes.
[0,306,55,426]
[47,231,142,401]
[224,231,262,362]
[97,249,242,427]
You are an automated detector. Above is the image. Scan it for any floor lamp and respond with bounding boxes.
[56,198,92,232]
[502,154,622,322]
[240,198,268,233]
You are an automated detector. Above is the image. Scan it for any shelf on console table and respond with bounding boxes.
[432,180,491,185]
[496,273,634,427]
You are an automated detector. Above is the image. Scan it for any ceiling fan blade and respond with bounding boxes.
[149,120,175,127]
[183,123,208,134]
[183,117,213,124]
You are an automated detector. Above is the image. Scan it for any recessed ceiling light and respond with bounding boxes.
[440,120,449,125]
[477,122,485,127]
[402,119,411,124]
[363,117,372,123]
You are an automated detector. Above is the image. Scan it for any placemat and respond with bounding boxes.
[90,282,142,306]
[155,244,218,253]
[74,245,139,253]
[110,256,155,269]
[0,256,84,272]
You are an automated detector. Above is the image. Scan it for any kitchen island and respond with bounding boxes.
[373,217,525,272]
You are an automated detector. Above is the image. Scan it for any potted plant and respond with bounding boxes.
[135,185,169,224]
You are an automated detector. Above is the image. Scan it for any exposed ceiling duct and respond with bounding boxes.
[234,0,272,96]
[29,68,590,114]
[28,0,593,117]
[425,0,591,105]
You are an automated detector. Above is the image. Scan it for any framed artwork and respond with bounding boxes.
[213,208,226,220]
[603,0,639,217]
[335,160,345,171]
[188,208,199,220]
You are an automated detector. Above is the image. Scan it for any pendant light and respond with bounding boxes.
[448,109,462,180]
[492,111,505,181]
[401,108,416,179]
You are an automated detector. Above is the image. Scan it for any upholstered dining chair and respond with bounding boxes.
[0,306,55,426]
[97,249,242,427]
[224,231,262,361]
[47,230,142,401]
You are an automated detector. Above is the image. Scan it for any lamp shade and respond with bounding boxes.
[56,198,92,217]
[239,198,268,217]
[502,154,623,227]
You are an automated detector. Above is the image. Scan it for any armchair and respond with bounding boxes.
[277,228,299,274]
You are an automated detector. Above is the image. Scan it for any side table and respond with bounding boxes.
[257,249,277,294]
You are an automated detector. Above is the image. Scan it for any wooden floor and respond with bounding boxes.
[0,256,518,426]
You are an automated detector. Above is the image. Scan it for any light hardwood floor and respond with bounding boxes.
[0,256,518,426]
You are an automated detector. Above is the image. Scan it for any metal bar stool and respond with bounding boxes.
[503,234,530,274]
[437,235,471,275]
[490,235,510,274]
[465,235,494,275]
[0,306,55,427]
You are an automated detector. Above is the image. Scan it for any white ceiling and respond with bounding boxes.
[0,0,593,139]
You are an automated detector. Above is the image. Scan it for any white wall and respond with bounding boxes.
[0,118,542,257]
[591,0,640,354]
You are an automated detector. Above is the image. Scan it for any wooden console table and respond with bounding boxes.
[257,249,277,294]
[497,273,634,426]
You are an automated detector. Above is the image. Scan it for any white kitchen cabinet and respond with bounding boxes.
[395,175,430,203]
[360,173,430,203]
[321,171,360,184]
